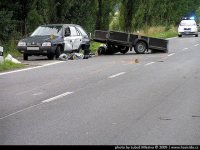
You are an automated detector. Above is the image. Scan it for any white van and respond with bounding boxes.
[178,20,198,37]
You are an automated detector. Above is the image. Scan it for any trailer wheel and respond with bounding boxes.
[119,46,129,54]
[134,41,147,54]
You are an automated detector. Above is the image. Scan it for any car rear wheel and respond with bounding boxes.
[195,34,198,37]
[178,35,182,37]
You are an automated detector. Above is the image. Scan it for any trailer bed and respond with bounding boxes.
[93,30,168,54]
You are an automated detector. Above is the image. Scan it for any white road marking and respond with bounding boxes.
[112,123,117,125]
[168,53,175,57]
[108,72,126,79]
[42,92,74,103]
[167,37,178,40]
[145,62,155,66]
[0,61,64,76]
[194,44,199,47]
[0,103,42,120]
[0,91,74,120]
[33,92,43,96]
[183,48,189,51]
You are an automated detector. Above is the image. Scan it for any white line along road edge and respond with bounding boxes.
[0,91,74,120]
[109,72,126,79]
[0,61,64,76]
[166,37,178,40]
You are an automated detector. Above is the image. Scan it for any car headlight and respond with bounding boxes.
[42,42,51,47]
[18,42,26,46]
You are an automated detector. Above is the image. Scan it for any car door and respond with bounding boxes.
[63,27,73,52]
[69,26,82,50]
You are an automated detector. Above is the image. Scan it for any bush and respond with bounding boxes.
[3,39,22,58]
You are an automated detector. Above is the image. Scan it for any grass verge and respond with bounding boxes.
[138,26,178,39]
[0,60,24,72]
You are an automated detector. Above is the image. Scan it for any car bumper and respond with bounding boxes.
[179,32,198,35]
[17,46,56,55]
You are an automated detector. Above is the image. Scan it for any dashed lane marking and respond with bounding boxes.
[42,92,74,103]
[182,48,189,51]
[168,53,175,57]
[145,62,155,66]
[108,72,126,79]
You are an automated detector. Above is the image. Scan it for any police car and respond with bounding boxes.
[178,17,199,37]
[17,24,90,60]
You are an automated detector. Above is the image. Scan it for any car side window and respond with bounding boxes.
[65,27,71,37]
[76,28,81,36]
[70,27,78,36]
[76,26,88,37]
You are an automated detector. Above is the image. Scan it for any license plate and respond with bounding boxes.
[27,47,39,50]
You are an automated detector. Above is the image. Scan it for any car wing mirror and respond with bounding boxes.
[88,33,92,40]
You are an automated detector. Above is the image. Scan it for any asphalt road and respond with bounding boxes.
[0,35,200,145]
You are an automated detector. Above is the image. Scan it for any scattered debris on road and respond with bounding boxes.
[58,52,96,61]
[135,58,139,63]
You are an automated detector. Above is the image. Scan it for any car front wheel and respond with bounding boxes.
[23,53,28,60]
[55,46,63,59]
[47,53,54,60]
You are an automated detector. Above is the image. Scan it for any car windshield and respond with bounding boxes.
[180,20,196,26]
[31,26,63,36]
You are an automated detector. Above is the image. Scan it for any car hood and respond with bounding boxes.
[20,35,60,43]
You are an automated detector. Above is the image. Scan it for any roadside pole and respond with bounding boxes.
[0,46,4,64]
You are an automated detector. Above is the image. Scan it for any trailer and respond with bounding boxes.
[93,30,168,55]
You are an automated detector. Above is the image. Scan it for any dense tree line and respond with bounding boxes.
[0,0,200,44]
